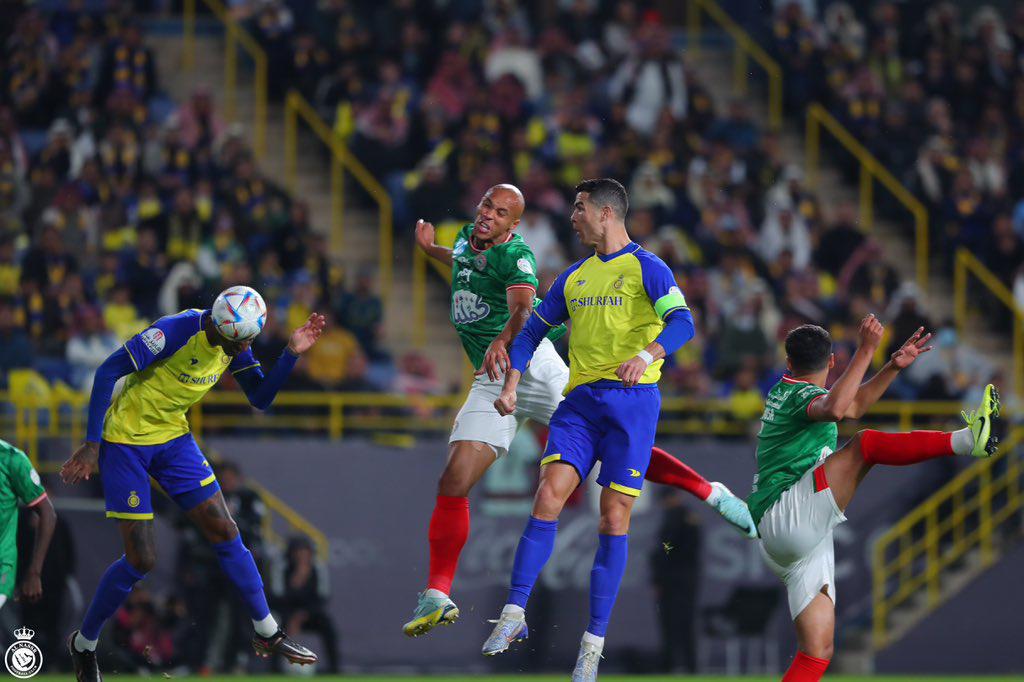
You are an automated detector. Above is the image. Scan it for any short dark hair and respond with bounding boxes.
[575,178,628,219]
[785,324,832,375]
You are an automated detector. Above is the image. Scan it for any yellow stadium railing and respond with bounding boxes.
[805,103,929,292]
[182,0,267,160]
[954,248,1024,397]
[872,427,1024,649]
[284,91,394,298]
[687,0,783,130]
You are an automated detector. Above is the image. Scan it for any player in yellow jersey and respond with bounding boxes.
[482,179,696,681]
[60,288,324,682]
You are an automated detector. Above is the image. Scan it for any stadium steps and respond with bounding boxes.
[148,29,465,383]
[686,41,1014,375]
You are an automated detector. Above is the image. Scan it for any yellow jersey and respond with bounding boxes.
[103,309,261,445]
[532,242,688,394]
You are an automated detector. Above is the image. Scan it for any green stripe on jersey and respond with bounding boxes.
[654,287,688,319]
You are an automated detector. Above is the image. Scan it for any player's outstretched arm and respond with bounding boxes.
[844,326,934,418]
[415,219,453,267]
[20,495,56,602]
[479,288,535,381]
[235,313,326,410]
[61,346,137,484]
[807,313,884,422]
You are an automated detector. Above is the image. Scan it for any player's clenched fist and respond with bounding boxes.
[494,389,517,416]
[415,219,436,251]
[616,356,649,388]
[856,313,884,350]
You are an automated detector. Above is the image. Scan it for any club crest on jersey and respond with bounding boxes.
[451,290,490,324]
[474,253,487,271]
[613,274,624,290]
[127,491,141,508]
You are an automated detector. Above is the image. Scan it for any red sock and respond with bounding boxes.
[427,496,470,595]
[645,447,713,500]
[860,430,954,466]
[782,651,830,681]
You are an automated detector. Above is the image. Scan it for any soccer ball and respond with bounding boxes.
[212,285,267,341]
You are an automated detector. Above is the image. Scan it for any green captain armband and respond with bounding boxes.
[654,286,688,319]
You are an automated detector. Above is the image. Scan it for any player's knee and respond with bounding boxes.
[205,518,240,544]
[598,505,631,535]
[438,465,472,497]
[125,545,157,575]
[532,483,565,521]
[801,638,834,661]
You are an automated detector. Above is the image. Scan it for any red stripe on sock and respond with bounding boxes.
[860,430,954,466]
[782,651,831,681]
[427,496,470,594]
[645,447,713,500]
[813,465,828,492]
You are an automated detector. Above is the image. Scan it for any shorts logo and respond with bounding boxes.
[516,258,534,275]
[627,468,641,478]
[127,491,141,508]
[140,328,165,355]
[5,628,42,678]
[613,274,624,290]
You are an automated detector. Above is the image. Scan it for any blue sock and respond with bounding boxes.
[507,516,558,608]
[214,536,271,620]
[81,556,146,640]
[588,534,629,637]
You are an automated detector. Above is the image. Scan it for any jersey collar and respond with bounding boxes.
[595,241,641,262]
[781,375,810,385]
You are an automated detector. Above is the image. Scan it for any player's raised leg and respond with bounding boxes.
[482,460,581,655]
[823,383,1001,511]
[646,446,757,536]
[186,491,317,665]
[404,440,497,637]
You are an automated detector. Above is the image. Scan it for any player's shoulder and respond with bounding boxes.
[555,255,590,282]
[629,244,672,272]
[137,309,206,354]
[773,377,827,403]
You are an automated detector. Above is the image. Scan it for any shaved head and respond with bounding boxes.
[472,183,525,246]
[487,183,525,220]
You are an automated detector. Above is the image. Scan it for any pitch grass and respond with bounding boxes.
[25,671,1024,675]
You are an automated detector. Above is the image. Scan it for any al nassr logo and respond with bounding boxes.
[5,627,42,678]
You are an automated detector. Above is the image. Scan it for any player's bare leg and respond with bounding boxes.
[70,519,154,682]
[824,384,1001,512]
[404,440,496,636]
[783,590,834,681]
[187,492,318,665]
[482,462,580,655]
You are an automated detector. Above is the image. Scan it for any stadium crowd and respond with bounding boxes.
[767,0,1024,315]
[237,0,997,404]
[0,4,391,397]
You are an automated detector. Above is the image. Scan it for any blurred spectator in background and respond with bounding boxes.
[0,298,32,386]
[110,588,179,673]
[65,304,119,392]
[272,537,340,674]
[336,271,385,361]
[650,488,701,673]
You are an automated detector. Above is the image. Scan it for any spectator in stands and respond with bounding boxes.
[0,298,32,387]
[609,22,686,137]
[298,312,368,391]
[66,304,119,392]
[273,537,340,674]
[336,271,384,361]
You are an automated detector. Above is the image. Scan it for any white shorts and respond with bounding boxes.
[757,463,847,619]
[449,338,569,457]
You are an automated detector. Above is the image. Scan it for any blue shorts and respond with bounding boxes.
[540,382,661,497]
[100,433,220,520]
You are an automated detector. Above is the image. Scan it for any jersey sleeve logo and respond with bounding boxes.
[140,328,166,355]
[452,290,491,325]
[516,258,534,275]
